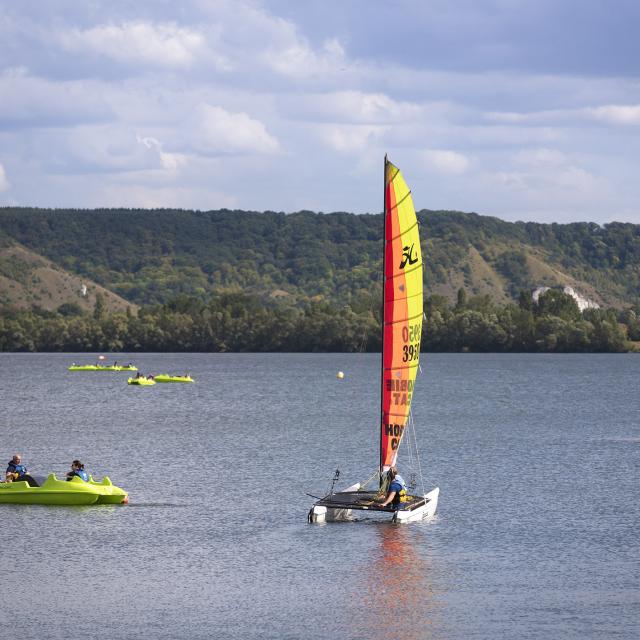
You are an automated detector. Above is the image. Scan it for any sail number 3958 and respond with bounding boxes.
[401,323,422,362]
[402,343,420,361]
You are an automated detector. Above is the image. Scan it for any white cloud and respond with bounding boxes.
[513,148,568,168]
[0,164,10,191]
[485,108,576,126]
[193,105,279,155]
[586,104,640,125]
[421,149,470,175]
[172,2,351,80]
[487,103,640,128]
[495,166,602,194]
[262,14,346,78]
[284,91,421,124]
[60,21,210,68]
[486,111,540,124]
[35,125,185,174]
[93,183,238,209]
[0,71,113,128]
[491,148,608,202]
[136,135,187,172]
[323,124,386,152]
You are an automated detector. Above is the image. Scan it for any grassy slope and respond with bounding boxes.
[0,243,135,312]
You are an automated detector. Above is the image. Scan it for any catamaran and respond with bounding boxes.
[308,157,439,523]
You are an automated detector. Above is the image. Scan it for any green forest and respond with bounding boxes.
[2,206,640,352]
[0,288,636,353]
[3,207,640,307]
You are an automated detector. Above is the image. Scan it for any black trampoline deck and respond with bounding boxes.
[313,490,429,513]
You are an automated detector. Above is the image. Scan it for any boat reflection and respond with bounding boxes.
[351,523,442,640]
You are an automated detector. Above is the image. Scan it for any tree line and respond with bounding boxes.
[0,289,637,353]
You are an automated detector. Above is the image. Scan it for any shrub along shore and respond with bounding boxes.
[0,288,637,353]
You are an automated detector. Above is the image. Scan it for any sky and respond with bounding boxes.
[1,0,640,223]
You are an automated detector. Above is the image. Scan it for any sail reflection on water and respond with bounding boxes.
[349,524,443,640]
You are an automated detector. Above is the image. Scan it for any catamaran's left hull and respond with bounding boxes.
[308,482,360,523]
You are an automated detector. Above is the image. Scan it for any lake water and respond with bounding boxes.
[0,353,638,639]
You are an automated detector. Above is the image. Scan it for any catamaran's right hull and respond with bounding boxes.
[393,487,439,523]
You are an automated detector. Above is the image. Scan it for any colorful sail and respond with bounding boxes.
[380,158,423,472]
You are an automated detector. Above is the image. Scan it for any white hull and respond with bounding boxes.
[309,486,439,524]
[394,487,439,523]
[309,482,360,522]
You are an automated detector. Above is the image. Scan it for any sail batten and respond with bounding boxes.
[384,363,420,371]
[386,312,423,326]
[387,191,413,213]
[380,158,423,473]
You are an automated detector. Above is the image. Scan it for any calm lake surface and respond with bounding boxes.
[0,353,638,639]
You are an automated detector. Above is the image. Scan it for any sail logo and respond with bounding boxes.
[399,243,418,269]
[386,378,413,405]
[384,423,405,450]
[387,379,414,392]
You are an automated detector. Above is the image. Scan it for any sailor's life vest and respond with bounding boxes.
[71,469,89,482]
[7,462,27,479]
[390,474,409,505]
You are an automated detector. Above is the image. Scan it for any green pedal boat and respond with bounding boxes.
[128,376,156,385]
[69,364,138,371]
[0,474,128,506]
[154,374,194,383]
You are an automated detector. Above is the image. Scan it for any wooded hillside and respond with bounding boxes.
[2,208,640,352]
[2,207,640,309]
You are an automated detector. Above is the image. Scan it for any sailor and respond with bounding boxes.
[377,466,407,508]
[66,459,89,482]
[5,454,39,487]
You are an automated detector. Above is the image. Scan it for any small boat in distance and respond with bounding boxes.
[308,157,439,524]
[154,374,194,383]
[68,363,137,372]
[127,375,156,386]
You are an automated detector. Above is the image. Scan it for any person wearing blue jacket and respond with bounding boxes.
[66,460,89,482]
[5,454,39,487]
[377,466,408,508]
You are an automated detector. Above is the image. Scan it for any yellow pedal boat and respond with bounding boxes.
[0,474,128,506]
[69,364,138,372]
[154,374,194,383]
[128,376,156,386]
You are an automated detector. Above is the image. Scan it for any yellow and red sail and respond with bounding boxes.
[380,158,423,472]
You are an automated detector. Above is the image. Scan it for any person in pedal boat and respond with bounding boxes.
[5,454,39,487]
[376,466,407,508]
[66,460,89,482]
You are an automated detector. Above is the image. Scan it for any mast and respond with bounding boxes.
[379,154,388,478]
